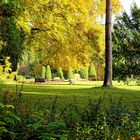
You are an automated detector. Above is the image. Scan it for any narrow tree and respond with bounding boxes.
[80,67,88,79]
[68,68,74,80]
[89,63,96,78]
[41,66,46,78]
[45,65,52,80]
[103,0,112,87]
[57,67,64,79]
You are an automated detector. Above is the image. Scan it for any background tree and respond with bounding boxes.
[45,65,52,80]
[80,67,88,79]
[89,63,96,78]
[21,0,105,71]
[57,67,64,79]
[41,66,46,78]
[68,68,74,80]
[0,0,121,78]
[16,0,121,73]
[103,0,113,87]
[112,3,140,80]
[0,0,25,71]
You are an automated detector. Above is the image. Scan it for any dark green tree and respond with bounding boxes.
[0,0,24,71]
[45,65,52,80]
[112,3,140,80]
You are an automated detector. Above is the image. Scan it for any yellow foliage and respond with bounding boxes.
[16,14,31,33]
[0,57,17,80]
[17,0,121,72]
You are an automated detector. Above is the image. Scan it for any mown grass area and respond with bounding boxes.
[0,81,140,139]
[1,81,140,110]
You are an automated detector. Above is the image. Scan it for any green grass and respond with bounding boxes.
[0,81,140,139]
[0,81,140,110]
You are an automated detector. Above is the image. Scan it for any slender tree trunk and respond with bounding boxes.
[103,0,112,87]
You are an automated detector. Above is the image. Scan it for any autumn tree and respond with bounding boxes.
[0,0,121,77]
[16,0,108,72]
[21,0,121,72]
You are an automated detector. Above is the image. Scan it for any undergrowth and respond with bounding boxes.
[0,85,140,140]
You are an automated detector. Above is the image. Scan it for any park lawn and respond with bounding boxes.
[0,81,140,139]
[1,81,140,110]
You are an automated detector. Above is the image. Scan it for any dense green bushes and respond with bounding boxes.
[0,103,20,139]
[0,88,140,139]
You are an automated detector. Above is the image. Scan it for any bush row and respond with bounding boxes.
[41,64,96,80]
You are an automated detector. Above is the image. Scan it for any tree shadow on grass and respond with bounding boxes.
[0,83,140,111]
[16,84,140,109]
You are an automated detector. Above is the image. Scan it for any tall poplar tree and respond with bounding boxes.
[103,0,113,87]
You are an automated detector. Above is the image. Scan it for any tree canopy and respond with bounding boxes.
[113,3,140,80]
[0,0,121,78]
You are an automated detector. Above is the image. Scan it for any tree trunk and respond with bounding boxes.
[103,0,112,87]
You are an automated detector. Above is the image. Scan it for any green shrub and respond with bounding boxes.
[88,63,96,78]
[0,103,20,139]
[15,75,25,81]
[124,76,140,86]
[68,68,74,80]
[41,66,46,78]
[45,65,52,80]
[80,67,88,79]
[57,67,64,79]
[136,77,140,86]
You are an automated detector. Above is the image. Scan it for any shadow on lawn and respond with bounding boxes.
[1,83,140,95]
[19,86,139,113]
[1,83,140,100]
[0,83,140,111]
[21,84,140,95]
